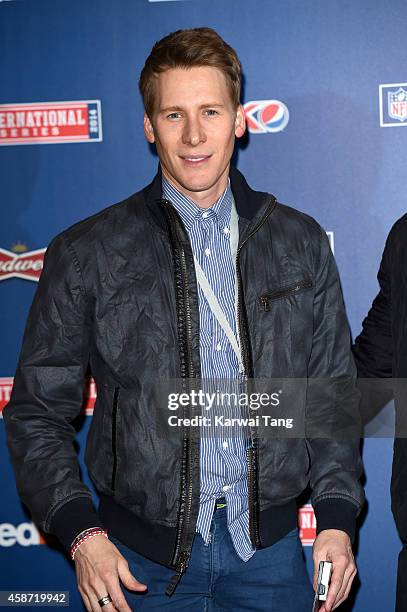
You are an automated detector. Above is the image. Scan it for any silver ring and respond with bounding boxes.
[98,595,112,607]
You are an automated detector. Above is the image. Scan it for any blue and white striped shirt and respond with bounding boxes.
[162,177,255,561]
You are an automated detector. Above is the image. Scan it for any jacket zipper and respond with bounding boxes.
[160,201,197,595]
[180,247,196,378]
[111,386,120,492]
[259,279,313,312]
[169,245,195,574]
[246,446,257,545]
[236,195,277,549]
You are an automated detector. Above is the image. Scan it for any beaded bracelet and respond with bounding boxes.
[70,526,107,551]
[71,526,102,549]
[70,528,108,560]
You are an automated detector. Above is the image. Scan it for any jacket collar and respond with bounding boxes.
[142,164,276,235]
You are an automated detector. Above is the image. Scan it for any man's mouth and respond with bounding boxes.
[180,155,211,165]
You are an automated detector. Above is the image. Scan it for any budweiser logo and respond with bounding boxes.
[0,248,46,282]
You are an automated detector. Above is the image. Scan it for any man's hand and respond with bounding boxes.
[312,529,357,612]
[74,535,147,612]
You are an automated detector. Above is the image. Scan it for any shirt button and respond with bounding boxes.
[222,441,229,449]
[223,227,230,234]
[222,485,231,492]
[216,343,222,351]
[202,212,209,218]
[205,248,211,256]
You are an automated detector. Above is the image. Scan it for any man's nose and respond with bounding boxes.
[182,117,206,146]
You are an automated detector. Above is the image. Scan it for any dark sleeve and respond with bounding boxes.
[3,235,103,551]
[353,234,394,422]
[305,229,364,542]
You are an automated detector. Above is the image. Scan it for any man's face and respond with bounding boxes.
[144,66,246,206]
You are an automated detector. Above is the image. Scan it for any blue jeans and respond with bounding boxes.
[109,505,314,611]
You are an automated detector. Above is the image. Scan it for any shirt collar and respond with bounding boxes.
[162,176,233,232]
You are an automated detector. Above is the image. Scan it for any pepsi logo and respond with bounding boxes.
[244,100,289,134]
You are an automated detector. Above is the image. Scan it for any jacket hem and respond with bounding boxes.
[99,495,299,566]
[258,500,299,547]
[99,495,178,568]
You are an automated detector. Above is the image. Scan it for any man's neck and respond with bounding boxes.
[187,188,225,209]
[161,169,229,209]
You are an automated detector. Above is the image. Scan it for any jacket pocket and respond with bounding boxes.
[111,386,120,492]
[259,279,313,312]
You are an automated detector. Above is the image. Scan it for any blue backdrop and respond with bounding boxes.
[1,1,406,609]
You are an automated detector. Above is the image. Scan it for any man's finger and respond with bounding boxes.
[334,563,356,606]
[98,577,132,612]
[117,557,147,592]
[333,565,357,609]
[85,570,118,612]
[323,557,348,611]
[88,589,116,612]
[77,586,92,612]
[96,588,129,612]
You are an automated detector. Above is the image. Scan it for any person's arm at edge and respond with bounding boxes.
[353,231,394,421]
[305,227,364,612]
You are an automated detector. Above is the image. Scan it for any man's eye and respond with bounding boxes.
[205,109,218,116]
[167,112,181,120]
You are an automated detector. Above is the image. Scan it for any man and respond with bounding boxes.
[4,28,363,611]
[353,214,407,611]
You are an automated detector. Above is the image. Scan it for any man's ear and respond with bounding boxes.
[144,114,155,144]
[234,105,246,138]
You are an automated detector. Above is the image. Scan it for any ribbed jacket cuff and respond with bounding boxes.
[48,497,104,552]
[314,498,359,543]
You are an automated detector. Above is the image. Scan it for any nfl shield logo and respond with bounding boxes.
[380,83,407,127]
[388,87,407,122]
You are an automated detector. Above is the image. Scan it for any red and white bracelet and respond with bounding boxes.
[70,527,108,560]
